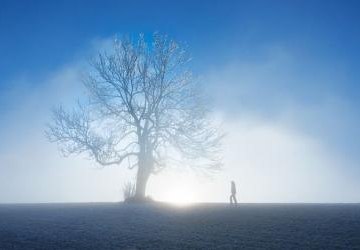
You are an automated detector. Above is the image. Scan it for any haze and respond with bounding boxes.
[1,0,360,203]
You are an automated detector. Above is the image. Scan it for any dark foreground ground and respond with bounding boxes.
[0,203,359,249]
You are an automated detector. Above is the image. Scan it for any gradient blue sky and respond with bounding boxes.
[2,0,360,82]
[1,0,360,203]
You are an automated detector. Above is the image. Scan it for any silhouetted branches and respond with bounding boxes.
[46,33,223,198]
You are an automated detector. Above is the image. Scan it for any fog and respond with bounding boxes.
[1,40,359,203]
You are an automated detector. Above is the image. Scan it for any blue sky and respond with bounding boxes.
[1,0,360,203]
[1,0,360,115]
[2,0,360,83]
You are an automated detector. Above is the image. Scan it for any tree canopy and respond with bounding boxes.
[46,33,223,199]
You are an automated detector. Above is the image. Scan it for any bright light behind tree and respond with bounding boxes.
[148,171,200,205]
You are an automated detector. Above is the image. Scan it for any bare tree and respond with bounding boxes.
[46,33,222,200]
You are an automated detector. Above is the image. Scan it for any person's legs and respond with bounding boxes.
[233,195,238,205]
[230,194,236,204]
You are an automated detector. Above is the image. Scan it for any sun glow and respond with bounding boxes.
[150,172,200,205]
[162,185,197,205]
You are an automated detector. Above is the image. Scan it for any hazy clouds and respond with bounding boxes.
[0,40,359,203]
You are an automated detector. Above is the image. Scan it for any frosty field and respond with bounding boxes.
[0,203,359,249]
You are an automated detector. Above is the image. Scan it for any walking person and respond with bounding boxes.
[230,181,238,205]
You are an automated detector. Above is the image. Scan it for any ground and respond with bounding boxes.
[0,203,359,249]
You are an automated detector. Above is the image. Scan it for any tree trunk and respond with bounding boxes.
[135,168,149,199]
[134,133,153,200]
[134,156,152,200]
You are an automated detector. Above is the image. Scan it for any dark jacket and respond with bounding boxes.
[231,182,236,194]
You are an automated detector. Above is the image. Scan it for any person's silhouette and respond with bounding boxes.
[230,181,238,205]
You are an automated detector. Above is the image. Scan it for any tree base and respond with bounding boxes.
[124,196,154,204]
